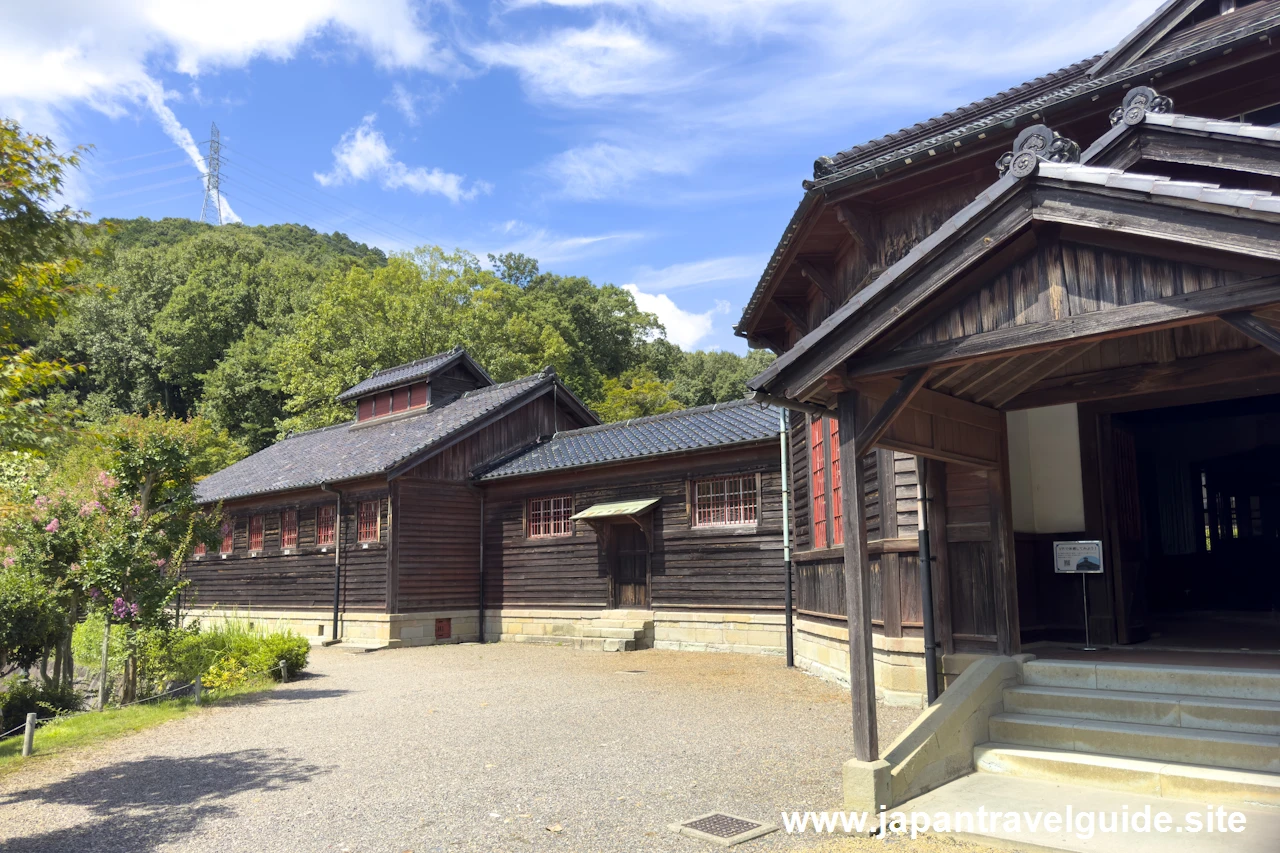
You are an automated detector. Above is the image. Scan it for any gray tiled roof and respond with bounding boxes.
[736,2,1280,338]
[197,373,552,502]
[335,347,493,402]
[1038,161,1280,212]
[479,399,781,480]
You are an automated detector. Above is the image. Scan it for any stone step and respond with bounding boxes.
[593,620,652,630]
[496,633,635,652]
[580,626,645,640]
[1023,659,1280,701]
[988,712,1280,773]
[601,609,653,620]
[975,743,1280,811]
[1004,685,1280,735]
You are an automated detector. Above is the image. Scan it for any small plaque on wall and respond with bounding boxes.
[1053,540,1104,574]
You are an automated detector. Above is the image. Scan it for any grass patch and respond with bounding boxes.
[0,676,276,775]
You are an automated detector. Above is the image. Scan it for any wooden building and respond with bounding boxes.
[475,399,786,652]
[737,0,1280,763]
[187,348,597,646]
[186,350,789,651]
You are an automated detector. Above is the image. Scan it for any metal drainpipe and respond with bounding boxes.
[917,459,940,704]
[478,492,486,644]
[779,407,794,667]
[321,483,343,644]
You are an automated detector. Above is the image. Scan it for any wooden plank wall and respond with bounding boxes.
[394,480,481,611]
[943,465,999,649]
[183,489,389,612]
[482,450,785,611]
[904,240,1251,349]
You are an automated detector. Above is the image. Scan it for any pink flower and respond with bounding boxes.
[129,504,141,518]
[130,603,139,617]
[220,521,233,536]
[112,597,130,619]
[2,558,13,569]
[34,496,48,509]
[79,500,102,517]
[88,587,101,599]
[97,471,118,489]
[44,518,60,533]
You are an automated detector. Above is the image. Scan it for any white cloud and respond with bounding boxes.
[314,114,491,203]
[470,20,673,104]
[0,0,451,213]
[484,219,646,265]
[628,254,766,292]
[388,82,421,124]
[623,285,728,349]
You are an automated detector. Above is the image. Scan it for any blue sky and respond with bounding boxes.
[1,0,1160,352]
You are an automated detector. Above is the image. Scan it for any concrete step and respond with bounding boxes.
[975,743,1280,811]
[1005,685,1280,735]
[593,620,652,630]
[580,626,645,640]
[988,712,1280,773]
[1023,659,1280,701]
[496,633,635,652]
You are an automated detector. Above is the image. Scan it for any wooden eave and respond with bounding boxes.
[751,170,1280,405]
[1090,0,1207,77]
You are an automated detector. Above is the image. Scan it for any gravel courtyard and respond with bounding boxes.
[0,644,973,853]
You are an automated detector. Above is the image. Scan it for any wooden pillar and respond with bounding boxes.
[837,390,878,762]
[992,414,1021,655]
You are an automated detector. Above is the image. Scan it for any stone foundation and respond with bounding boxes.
[185,607,480,648]
[652,610,785,655]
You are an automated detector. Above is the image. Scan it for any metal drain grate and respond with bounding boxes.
[669,812,778,847]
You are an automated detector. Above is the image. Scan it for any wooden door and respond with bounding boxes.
[610,523,649,608]
[1105,423,1149,644]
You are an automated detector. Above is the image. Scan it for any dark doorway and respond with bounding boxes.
[1114,394,1280,651]
[609,523,649,608]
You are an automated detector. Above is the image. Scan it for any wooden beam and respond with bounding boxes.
[986,342,1099,409]
[1004,346,1280,409]
[774,300,810,335]
[846,276,1280,379]
[855,368,929,452]
[835,202,878,253]
[858,378,1003,431]
[992,414,1019,656]
[837,389,878,762]
[1220,312,1280,356]
[799,260,840,304]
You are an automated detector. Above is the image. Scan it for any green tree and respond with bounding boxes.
[0,118,94,452]
[669,348,777,408]
[595,368,682,422]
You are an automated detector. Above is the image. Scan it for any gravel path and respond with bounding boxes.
[0,644,975,853]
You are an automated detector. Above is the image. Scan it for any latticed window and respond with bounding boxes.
[693,476,759,527]
[281,510,298,549]
[317,505,336,547]
[249,516,264,551]
[357,500,380,543]
[829,419,843,547]
[220,521,234,554]
[194,541,207,557]
[528,495,573,538]
[811,418,828,549]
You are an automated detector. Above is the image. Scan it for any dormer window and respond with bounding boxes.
[338,348,495,421]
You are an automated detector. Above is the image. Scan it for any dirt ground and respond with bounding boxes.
[0,643,1007,853]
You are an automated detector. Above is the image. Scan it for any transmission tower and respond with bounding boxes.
[200,122,224,225]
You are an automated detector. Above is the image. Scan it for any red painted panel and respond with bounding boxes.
[393,386,410,412]
[410,382,427,408]
[357,398,374,421]
[376,391,393,415]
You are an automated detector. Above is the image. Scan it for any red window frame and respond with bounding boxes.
[357,500,380,543]
[194,541,207,557]
[249,515,264,551]
[527,495,573,538]
[281,510,298,549]
[810,418,828,549]
[693,475,759,527]
[829,419,843,546]
[317,505,336,547]
[220,521,234,554]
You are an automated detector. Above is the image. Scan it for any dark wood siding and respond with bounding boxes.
[184,486,389,612]
[394,480,481,611]
[482,445,784,611]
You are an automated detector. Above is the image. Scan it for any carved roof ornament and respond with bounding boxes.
[995,124,1081,179]
[813,155,837,180]
[1109,85,1174,127]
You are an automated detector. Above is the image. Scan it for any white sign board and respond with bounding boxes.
[1053,540,1104,574]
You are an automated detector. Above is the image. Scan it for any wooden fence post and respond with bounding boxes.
[22,713,36,757]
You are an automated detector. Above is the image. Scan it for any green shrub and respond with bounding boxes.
[245,632,309,680]
[0,676,83,732]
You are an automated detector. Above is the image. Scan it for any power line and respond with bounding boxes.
[102,159,192,183]
[96,175,204,202]
[199,123,224,226]
[217,142,430,246]
[95,146,183,167]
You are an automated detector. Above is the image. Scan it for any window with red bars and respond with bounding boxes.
[194,541,207,556]
[249,516,264,551]
[527,495,573,538]
[220,521,234,554]
[281,510,298,549]
[357,500,380,543]
[317,505,336,546]
[810,417,828,549]
[693,475,759,527]
[829,419,843,546]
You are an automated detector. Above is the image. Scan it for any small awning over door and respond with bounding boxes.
[569,498,659,521]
